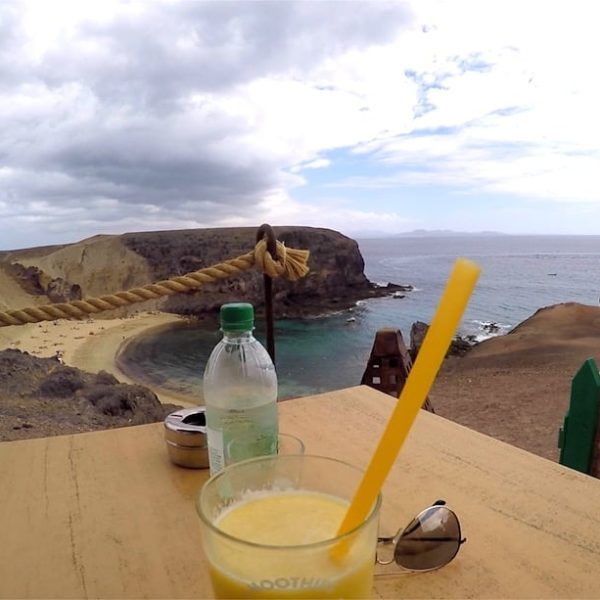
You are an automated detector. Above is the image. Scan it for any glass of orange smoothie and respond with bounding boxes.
[197,455,381,599]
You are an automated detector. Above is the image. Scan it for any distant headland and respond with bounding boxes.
[350,229,506,238]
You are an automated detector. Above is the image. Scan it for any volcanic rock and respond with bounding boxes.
[0,349,180,441]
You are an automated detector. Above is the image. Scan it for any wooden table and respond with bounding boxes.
[2,386,600,599]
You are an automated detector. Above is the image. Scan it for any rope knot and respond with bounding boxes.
[254,239,310,281]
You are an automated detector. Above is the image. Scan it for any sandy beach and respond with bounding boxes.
[0,311,196,408]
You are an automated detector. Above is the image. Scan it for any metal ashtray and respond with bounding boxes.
[164,407,209,469]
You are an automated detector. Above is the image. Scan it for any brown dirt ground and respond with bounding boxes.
[430,302,600,461]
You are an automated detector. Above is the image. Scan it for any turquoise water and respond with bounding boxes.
[120,235,600,400]
[121,310,377,400]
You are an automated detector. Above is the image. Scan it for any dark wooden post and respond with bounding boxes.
[558,358,600,475]
[256,224,277,366]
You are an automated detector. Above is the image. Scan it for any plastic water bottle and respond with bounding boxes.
[203,302,278,475]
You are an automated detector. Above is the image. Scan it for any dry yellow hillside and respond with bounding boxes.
[3,236,166,318]
[13,235,154,298]
[0,265,48,312]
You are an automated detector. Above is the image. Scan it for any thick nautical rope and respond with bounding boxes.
[0,239,310,327]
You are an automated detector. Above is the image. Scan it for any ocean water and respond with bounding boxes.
[120,235,600,401]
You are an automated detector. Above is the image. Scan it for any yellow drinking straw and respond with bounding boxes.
[335,257,481,548]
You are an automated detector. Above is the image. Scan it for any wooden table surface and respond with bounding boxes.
[2,385,600,599]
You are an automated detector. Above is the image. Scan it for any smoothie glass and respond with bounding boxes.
[197,454,381,599]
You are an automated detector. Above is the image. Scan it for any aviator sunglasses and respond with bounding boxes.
[376,500,466,572]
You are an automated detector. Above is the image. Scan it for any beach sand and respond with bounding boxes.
[0,311,196,408]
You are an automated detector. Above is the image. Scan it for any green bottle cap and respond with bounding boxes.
[220,303,254,331]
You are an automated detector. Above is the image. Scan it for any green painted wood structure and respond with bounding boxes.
[558,358,600,474]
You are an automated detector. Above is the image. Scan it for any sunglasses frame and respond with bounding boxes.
[376,500,466,572]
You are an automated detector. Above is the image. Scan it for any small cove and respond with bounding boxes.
[118,234,600,401]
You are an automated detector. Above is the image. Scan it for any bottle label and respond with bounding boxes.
[207,426,225,475]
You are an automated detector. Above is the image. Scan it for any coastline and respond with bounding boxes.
[3,302,600,461]
[0,311,197,408]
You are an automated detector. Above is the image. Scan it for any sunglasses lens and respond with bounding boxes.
[394,506,461,571]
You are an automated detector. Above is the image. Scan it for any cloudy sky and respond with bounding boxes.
[1,0,599,249]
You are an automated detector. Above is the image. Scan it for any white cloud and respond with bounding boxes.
[259,190,413,234]
[0,0,417,247]
[349,0,600,204]
[290,158,331,173]
[1,0,600,247]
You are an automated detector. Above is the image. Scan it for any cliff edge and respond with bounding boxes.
[0,226,385,319]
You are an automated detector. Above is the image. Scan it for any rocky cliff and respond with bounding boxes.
[0,226,389,319]
[0,349,180,441]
